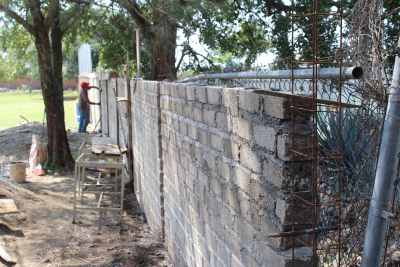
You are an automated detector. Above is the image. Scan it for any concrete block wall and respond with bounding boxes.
[89,76,101,129]
[100,79,109,136]
[130,80,164,240]
[160,83,313,267]
[116,78,127,148]
[93,75,314,266]
[107,78,118,140]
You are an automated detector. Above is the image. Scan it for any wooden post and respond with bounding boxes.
[136,29,141,78]
[27,76,32,93]
[126,52,134,184]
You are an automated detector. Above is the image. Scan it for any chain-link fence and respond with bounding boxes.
[177,0,400,262]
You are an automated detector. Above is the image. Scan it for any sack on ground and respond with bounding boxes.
[29,135,48,170]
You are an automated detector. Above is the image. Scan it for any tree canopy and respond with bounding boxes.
[0,0,90,167]
[1,0,400,82]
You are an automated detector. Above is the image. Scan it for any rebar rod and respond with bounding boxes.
[266,225,338,238]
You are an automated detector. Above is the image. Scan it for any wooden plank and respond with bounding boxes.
[91,137,121,156]
[19,115,30,122]
[83,183,116,187]
[80,191,121,195]
[0,245,16,264]
[97,192,103,208]
[97,172,102,185]
[76,206,120,211]
[0,199,19,215]
[119,143,128,154]
[65,124,78,131]
[252,89,360,108]
[0,129,30,137]
[136,29,142,78]
[76,161,125,169]
[126,52,134,184]
[117,97,128,102]
[80,153,122,160]
[112,88,128,148]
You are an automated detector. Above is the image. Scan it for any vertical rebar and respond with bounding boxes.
[338,3,344,264]
[290,0,295,266]
[291,0,343,265]
[154,0,172,81]
[312,1,318,265]
[153,0,169,239]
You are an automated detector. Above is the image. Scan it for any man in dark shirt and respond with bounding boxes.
[78,82,102,133]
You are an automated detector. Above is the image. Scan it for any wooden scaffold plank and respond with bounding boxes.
[0,199,19,215]
[92,137,121,156]
[0,245,16,264]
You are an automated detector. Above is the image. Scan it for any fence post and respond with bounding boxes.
[361,36,400,267]
[136,29,141,78]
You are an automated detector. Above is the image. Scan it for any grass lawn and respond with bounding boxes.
[0,90,80,130]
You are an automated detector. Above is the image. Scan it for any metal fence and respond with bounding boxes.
[382,154,400,266]
[179,62,389,266]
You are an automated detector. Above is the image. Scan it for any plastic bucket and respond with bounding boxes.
[9,162,26,183]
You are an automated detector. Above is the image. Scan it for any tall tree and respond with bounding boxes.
[0,0,88,168]
[114,0,281,79]
[0,22,37,83]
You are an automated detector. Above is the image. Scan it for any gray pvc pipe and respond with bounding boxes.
[361,37,400,267]
[179,67,363,82]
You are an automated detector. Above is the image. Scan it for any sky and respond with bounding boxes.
[175,0,294,72]
[176,29,275,74]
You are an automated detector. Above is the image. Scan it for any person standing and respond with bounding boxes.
[78,82,102,133]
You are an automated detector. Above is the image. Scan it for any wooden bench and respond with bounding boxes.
[73,137,126,223]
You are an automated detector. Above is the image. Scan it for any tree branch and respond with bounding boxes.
[261,0,289,15]
[233,0,271,28]
[60,4,79,27]
[0,4,35,35]
[120,0,152,29]
[61,6,86,35]
[176,50,187,72]
[145,0,184,28]
[45,0,60,30]
[92,2,113,9]
[377,6,400,22]
[27,0,46,28]
[190,51,215,65]
[67,0,90,5]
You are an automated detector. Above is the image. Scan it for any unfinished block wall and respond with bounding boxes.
[100,79,109,136]
[90,75,314,266]
[130,80,164,240]
[160,83,313,267]
[107,78,118,140]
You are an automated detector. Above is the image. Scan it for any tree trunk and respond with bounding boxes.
[148,23,177,81]
[34,16,73,169]
[122,2,178,80]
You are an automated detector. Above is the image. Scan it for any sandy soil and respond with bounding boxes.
[0,124,173,267]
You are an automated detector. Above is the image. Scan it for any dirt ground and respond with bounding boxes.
[0,124,173,267]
